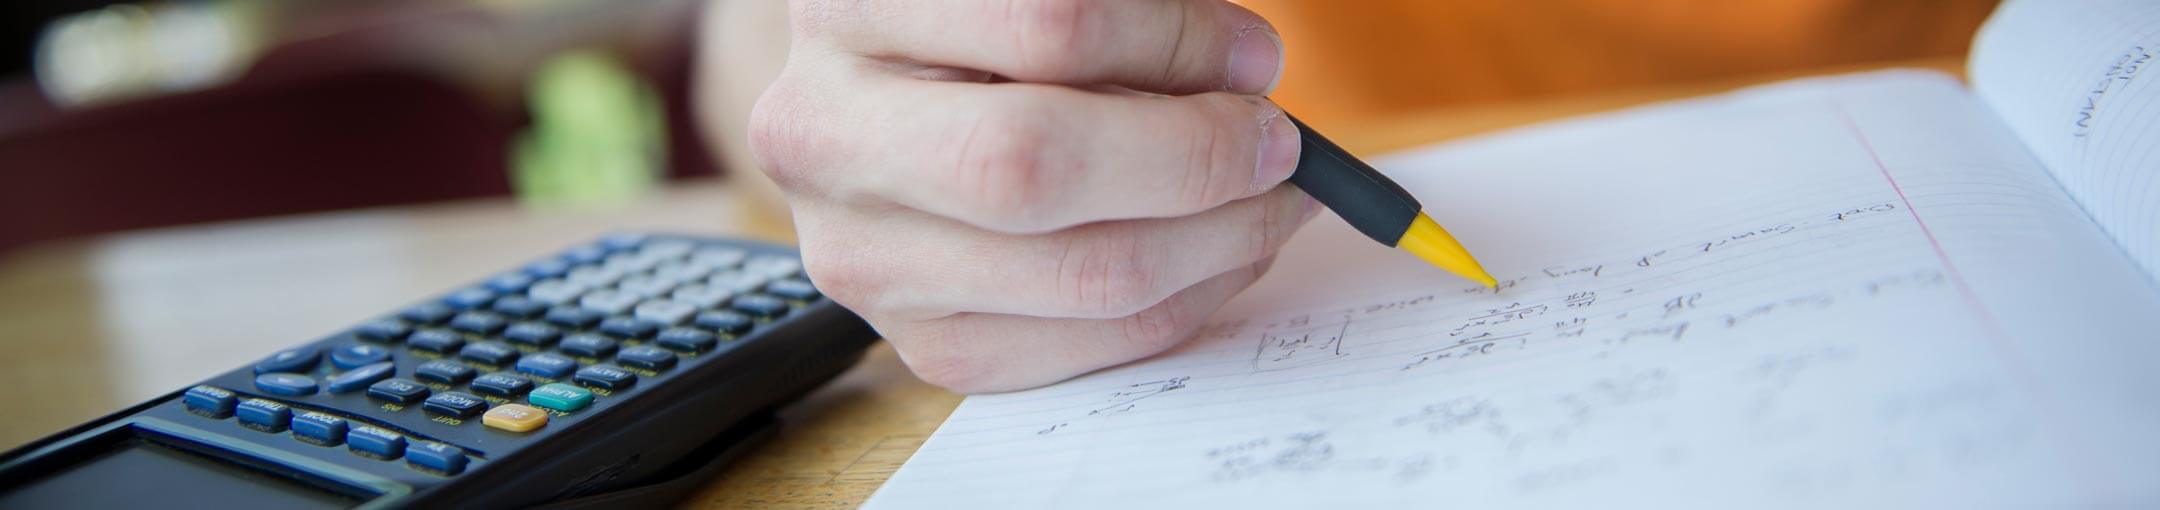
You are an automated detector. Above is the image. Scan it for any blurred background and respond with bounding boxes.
[0,0,1999,251]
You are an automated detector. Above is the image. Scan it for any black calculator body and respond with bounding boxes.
[0,234,878,509]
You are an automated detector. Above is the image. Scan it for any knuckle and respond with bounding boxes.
[1057,228,1161,317]
[947,105,1057,229]
[895,337,998,393]
[1175,106,1245,209]
[746,81,823,193]
[1117,299,1193,353]
[796,233,885,313]
[1002,0,1097,78]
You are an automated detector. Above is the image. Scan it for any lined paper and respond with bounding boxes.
[866,71,2160,508]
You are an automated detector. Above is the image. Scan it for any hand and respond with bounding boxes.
[749,0,1313,393]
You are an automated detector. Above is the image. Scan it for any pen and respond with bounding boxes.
[1284,114,1498,287]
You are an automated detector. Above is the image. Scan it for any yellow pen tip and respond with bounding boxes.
[1398,213,1497,288]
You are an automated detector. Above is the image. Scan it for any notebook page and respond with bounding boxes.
[1971,0,2160,283]
[866,71,2160,508]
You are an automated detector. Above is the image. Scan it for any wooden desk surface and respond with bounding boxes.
[0,57,1958,508]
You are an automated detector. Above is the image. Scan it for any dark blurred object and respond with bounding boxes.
[0,0,717,252]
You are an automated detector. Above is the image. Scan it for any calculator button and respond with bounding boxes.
[408,441,469,475]
[515,353,579,379]
[355,319,412,343]
[367,378,430,404]
[743,255,803,278]
[443,287,497,310]
[603,253,656,274]
[669,284,732,309]
[237,399,292,432]
[691,311,753,336]
[327,362,396,393]
[543,307,604,329]
[529,383,595,412]
[253,373,319,397]
[654,328,716,353]
[690,247,747,269]
[765,279,822,301]
[641,240,695,260]
[459,342,521,366]
[471,372,534,397]
[485,272,536,294]
[330,344,393,370]
[633,299,697,325]
[254,346,322,375]
[490,296,547,319]
[291,412,348,446]
[573,366,637,390]
[706,270,769,293]
[183,386,237,418]
[482,404,550,433]
[407,330,466,353]
[729,295,790,319]
[578,289,640,315]
[567,265,626,288]
[423,392,488,419]
[399,303,455,325]
[615,346,678,370]
[503,322,562,347]
[563,243,609,264]
[415,360,478,385]
[348,426,406,460]
[600,233,648,251]
[523,258,572,279]
[527,279,589,306]
[617,274,676,299]
[652,261,712,285]
[449,312,508,335]
[596,317,659,339]
[558,334,619,358]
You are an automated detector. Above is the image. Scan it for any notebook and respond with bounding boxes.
[868,1,2160,507]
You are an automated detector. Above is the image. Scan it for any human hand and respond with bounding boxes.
[749,0,1313,392]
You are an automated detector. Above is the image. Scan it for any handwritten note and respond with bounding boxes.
[867,69,2160,508]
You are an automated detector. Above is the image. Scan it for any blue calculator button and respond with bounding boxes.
[236,399,292,432]
[558,334,619,359]
[423,392,488,419]
[490,296,547,319]
[253,346,322,375]
[563,244,608,264]
[367,378,430,404]
[515,353,579,379]
[503,322,562,347]
[600,233,648,251]
[543,306,604,329]
[330,344,392,369]
[615,346,678,370]
[407,329,466,353]
[407,442,470,476]
[573,365,637,391]
[764,279,822,301]
[183,386,237,418]
[654,328,716,353]
[449,312,508,335]
[399,303,455,325]
[459,342,520,366]
[443,287,496,310]
[596,317,659,339]
[471,372,535,397]
[354,319,412,343]
[327,362,396,393]
[291,412,348,446]
[730,294,790,319]
[253,373,318,397]
[415,360,478,385]
[692,311,753,336]
[524,258,572,279]
[485,272,536,293]
[348,426,406,460]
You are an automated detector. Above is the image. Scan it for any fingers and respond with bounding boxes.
[758,76,1301,233]
[887,257,1274,393]
[800,185,1315,322]
[794,0,1282,95]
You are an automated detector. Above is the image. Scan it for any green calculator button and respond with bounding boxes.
[528,383,593,412]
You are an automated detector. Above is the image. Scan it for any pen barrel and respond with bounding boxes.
[1285,115,1424,247]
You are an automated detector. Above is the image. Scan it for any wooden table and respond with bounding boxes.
[0,57,1959,508]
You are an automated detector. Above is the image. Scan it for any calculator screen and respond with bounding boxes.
[0,437,362,509]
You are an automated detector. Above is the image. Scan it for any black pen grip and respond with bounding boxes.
[1284,114,1423,247]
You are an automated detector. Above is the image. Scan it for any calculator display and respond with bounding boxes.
[0,437,362,509]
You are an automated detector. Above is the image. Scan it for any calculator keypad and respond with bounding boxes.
[187,235,820,479]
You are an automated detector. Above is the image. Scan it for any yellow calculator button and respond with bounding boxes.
[482,404,549,432]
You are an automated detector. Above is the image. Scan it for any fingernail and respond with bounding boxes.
[1251,103,1300,195]
[1227,28,1283,95]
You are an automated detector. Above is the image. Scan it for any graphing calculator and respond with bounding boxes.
[0,234,879,509]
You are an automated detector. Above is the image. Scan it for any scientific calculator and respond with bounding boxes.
[0,234,878,509]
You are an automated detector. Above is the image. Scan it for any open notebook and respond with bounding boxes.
[868,1,2160,507]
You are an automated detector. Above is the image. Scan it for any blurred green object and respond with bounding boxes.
[512,49,665,207]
